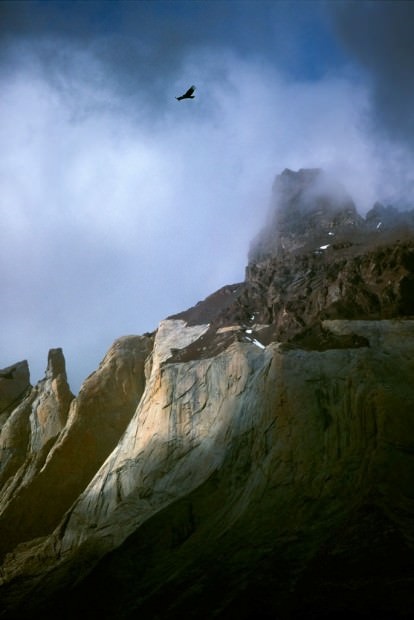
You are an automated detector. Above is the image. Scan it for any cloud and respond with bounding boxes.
[1,3,414,392]
[329,1,414,148]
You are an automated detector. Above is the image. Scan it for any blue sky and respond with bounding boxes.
[1,1,414,391]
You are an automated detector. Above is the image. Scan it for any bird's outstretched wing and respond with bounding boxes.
[176,85,196,100]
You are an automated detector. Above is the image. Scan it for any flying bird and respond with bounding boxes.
[176,85,196,101]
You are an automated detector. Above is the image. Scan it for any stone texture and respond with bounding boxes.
[243,239,414,338]
[249,168,363,259]
[0,335,152,560]
[0,350,72,500]
[0,361,30,428]
[0,318,413,618]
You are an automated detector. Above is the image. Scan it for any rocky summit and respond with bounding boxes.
[1,168,414,619]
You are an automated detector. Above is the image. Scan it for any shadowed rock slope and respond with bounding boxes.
[1,168,414,619]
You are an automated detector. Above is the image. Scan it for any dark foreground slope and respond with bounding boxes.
[1,169,414,619]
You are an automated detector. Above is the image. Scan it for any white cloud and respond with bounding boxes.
[1,45,413,390]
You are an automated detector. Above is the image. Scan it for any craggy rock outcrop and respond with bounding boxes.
[242,239,414,339]
[243,168,414,340]
[0,169,413,619]
[250,168,363,258]
[0,350,73,509]
[0,361,31,428]
[0,336,153,560]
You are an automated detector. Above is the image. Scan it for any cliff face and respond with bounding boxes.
[0,336,152,560]
[1,169,414,619]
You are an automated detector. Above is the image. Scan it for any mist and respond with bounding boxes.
[1,2,414,392]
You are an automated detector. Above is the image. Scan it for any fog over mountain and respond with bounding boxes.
[1,1,414,390]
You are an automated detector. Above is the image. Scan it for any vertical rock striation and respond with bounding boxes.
[0,335,153,560]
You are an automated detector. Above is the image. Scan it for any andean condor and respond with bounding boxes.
[176,85,196,100]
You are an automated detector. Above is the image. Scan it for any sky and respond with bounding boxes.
[1,0,414,392]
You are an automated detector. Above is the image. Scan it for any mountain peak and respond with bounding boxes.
[250,168,362,259]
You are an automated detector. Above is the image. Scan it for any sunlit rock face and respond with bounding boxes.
[0,349,73,536]
[0,336,152,560]
[0,169,414,619]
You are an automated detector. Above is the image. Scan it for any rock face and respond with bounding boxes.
[0,361,30,427]
[0,350,73,524]
[1,169,414,619]
[0,336,152,560]
[237,169,414,352]
[250,168,363,258]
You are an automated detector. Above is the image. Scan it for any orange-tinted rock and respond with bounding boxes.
[0,335,152,559]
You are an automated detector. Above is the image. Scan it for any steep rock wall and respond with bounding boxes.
[0,361,31,428]
[0,319,413,618]
[0,335,152,560]
[242,240,414,339]
[0,350,73,517]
